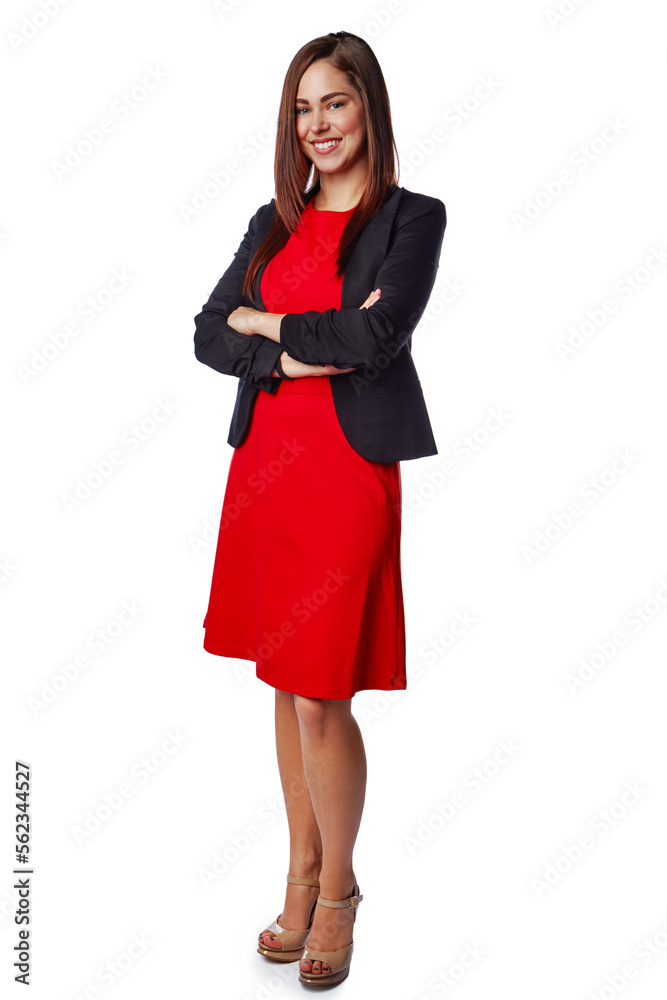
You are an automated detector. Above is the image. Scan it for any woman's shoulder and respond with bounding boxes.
[247,197,277,225]
[394,185,446,224]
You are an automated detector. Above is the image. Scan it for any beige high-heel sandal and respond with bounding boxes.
[298,880,363,986]
[257,874,321,962]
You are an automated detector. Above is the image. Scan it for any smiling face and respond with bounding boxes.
[295,59,368,176]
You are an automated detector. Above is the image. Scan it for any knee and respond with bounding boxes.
[294,695,349,737]
[294,695,327,735]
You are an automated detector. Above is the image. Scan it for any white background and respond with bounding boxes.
[2,0,667,997]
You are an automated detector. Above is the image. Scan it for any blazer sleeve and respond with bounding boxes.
[278,196,447,369]
[193,204,284,393]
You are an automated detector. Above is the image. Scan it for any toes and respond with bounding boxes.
[259,932,281,950]
[300,958,330,975]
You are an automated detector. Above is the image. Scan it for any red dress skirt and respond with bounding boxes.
[202,200,406,699]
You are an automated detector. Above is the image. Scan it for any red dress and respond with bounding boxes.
[202,200,406,698]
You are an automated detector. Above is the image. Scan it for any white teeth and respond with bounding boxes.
[313,139,340,149]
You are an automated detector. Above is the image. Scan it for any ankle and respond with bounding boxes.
[288,854,322,878]
[318,868,356,899]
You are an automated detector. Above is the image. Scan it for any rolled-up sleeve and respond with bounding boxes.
[278,197,447,369]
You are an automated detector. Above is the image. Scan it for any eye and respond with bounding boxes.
[294,101,345,115]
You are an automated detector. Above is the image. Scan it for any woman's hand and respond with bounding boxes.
[360,288,381,309]
[226,306,260,335]
[272,352,353,378]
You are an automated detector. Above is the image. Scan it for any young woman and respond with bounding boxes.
[193,30,446,987]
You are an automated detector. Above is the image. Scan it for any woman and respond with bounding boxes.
[193,30,446,986]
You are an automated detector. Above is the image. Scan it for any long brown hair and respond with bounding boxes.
[241,30,400,303]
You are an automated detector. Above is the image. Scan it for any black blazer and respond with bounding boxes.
[193,180,447,463]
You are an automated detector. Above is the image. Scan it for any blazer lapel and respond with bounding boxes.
[251,186,403,311]
[340,186,401,307]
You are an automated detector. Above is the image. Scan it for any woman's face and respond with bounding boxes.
[295,60,367,176]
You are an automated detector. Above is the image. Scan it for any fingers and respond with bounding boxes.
[359,288,381,309]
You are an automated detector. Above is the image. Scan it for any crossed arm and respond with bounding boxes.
[193,195,446,387]
[226,290,382,379]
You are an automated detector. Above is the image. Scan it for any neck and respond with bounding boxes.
[313,163,368,211]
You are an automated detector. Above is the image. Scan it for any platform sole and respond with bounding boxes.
[298,965,351,985]
[257,944,305,962]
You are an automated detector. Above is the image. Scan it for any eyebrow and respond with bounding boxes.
[295,91,351,105]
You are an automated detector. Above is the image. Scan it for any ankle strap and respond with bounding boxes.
[286,874,320,887]
[317,890,363,908]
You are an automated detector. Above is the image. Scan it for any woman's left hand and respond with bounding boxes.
[227,306,259,335]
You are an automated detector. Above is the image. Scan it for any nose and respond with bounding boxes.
[310,109,329,134]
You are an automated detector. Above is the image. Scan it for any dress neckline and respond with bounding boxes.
[307,200,355,215]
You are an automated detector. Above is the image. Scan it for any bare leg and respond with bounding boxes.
[294,695,367,977]
[258,689,322,950]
